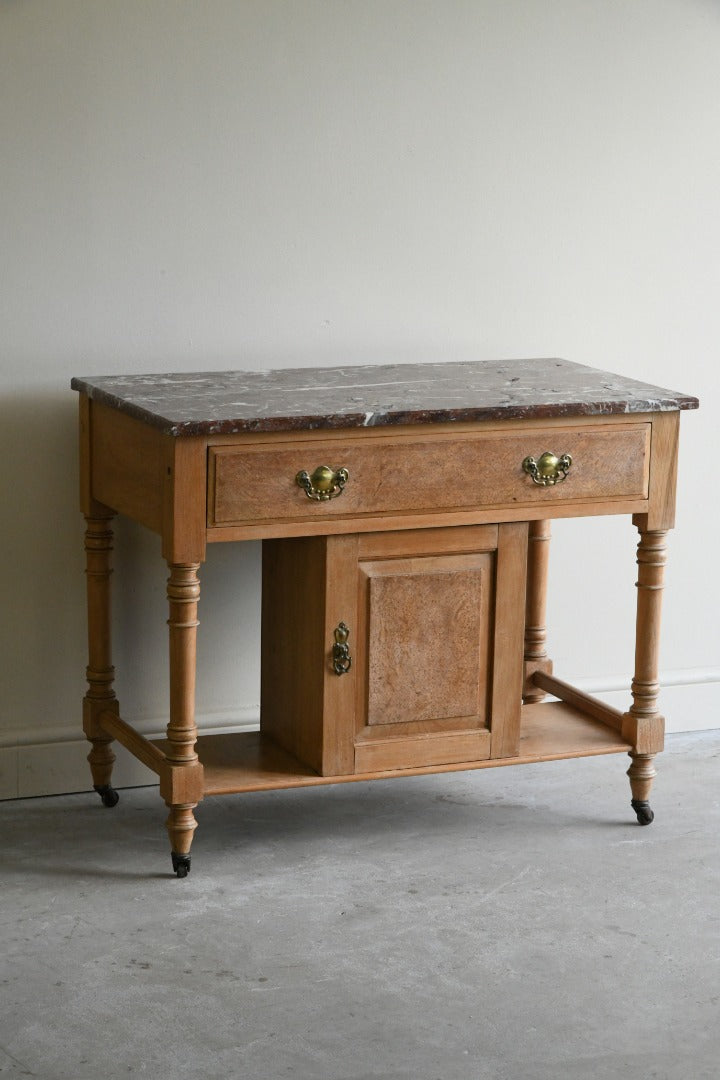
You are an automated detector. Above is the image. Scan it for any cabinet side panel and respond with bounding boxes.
[261,538,327,774]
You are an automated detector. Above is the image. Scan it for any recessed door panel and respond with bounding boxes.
[364,555,491,728]
[354,524,527,772]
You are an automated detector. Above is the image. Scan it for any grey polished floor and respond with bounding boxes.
[3,731,719,1080]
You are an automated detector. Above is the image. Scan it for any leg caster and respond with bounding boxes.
[171,851,192,878]
[94,783,119,808]
[631,798,654,826]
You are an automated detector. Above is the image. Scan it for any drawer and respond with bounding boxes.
[208,423,650,527]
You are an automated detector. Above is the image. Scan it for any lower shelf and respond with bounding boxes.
[159,700,632,797]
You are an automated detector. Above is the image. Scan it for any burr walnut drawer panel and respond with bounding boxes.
[207,423,650,527]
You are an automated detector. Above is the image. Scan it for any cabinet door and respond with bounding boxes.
[353,524,527,772]
[260,523,527,777]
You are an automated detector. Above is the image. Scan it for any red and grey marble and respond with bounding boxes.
[71,358,698,436]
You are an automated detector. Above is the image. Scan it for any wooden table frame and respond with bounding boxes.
[76,381,686,878]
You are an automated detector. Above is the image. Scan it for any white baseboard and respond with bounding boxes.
[570,668,720,734]
[2,671,719,800]
[0,708,259,801]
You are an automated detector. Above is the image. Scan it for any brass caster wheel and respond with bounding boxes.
[171,852,191,878]
[94,784,119,808]
[631,799,654,826]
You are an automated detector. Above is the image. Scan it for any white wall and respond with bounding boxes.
[1,0,718,798]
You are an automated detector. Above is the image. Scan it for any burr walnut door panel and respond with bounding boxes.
[353,523,527,772]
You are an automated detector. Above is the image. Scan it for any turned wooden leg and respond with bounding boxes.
[160,563,204,877]
[83,512,120,807]
[523,519,552,703]
[627,753,657,825]
[622,527,668,825]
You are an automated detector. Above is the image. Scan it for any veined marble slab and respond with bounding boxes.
[71,359,698,436]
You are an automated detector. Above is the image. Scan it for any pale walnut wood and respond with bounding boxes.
[181,702,631,796]
[354,731,492,773]
[321,535,362,773]
[627,750,658,825]
[645,411,680,532]
[353,522,527,770]
[627,752,657,803]
[354,546,494,772]
[261,537,331,773]
[165,564,201,765]
[531,672,623,732]
[99,711,166,774]
[621,526,669,818]
[207,496,650,544]
[164,804,198,864]
[262,525,508,776]
[90,402,166,534]
[86,400,210,562]
[357,523,499,559]
[160,563,204,861]
[621,528,668,756]
[74,366,695,871]
[489,522,529,758]
[261,522,526,777]
[82,513,119,793]
[209,422,650,528]
[260,534,358,776]
[364,555,490,726]
[162,437,208,564]
[523,519,552,703]
[78,396,97,516]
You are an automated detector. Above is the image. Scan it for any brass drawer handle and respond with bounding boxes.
[332,622,352,675]
[296,465,349,501]
[522,451,573,486]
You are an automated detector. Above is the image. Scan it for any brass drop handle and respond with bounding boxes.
[332,622,352,675]
[522,451,573,486]
[296,465,349,501]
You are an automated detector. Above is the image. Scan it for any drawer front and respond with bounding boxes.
[208,423,650,527]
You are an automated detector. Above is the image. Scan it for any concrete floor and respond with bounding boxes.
[2,731,719,1080]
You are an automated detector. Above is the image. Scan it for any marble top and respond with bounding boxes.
[71,359,698,436]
